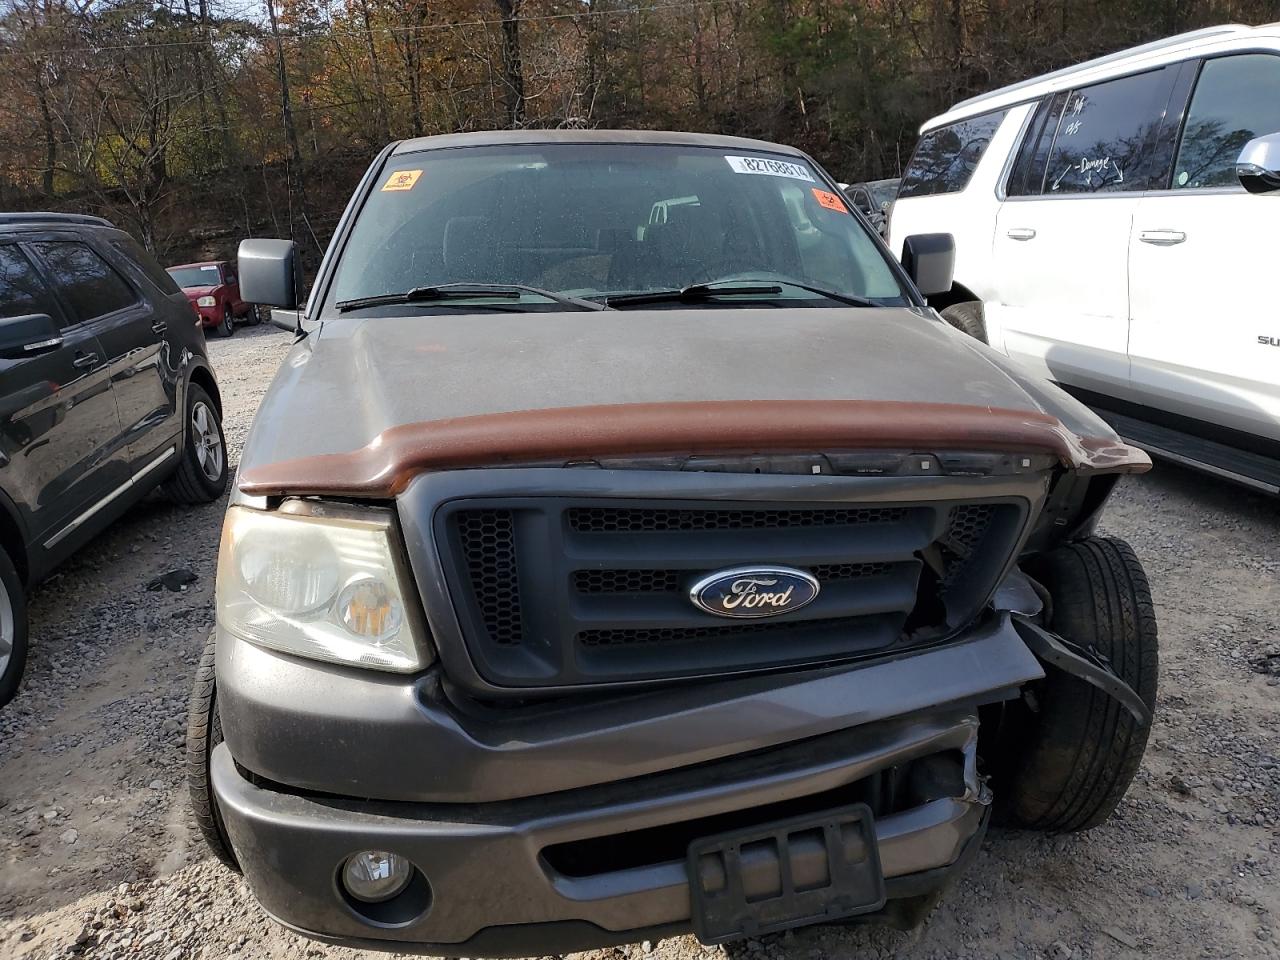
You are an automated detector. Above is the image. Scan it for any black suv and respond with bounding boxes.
[0,213,228,707]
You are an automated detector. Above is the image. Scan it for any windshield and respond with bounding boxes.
[329,143,910,310]
[167,264,221,288]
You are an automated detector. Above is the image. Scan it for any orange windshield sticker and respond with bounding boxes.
[381,169,423,192]
[811,188,848,213]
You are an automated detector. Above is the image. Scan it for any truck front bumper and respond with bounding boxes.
[212,616,1043,953]
[214,711,990,954]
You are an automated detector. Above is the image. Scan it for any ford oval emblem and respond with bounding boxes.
[689,566,820,619]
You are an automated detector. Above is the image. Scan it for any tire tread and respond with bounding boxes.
[161,384,227,505]
[185,633,239,871]
[1008,537,1157,832]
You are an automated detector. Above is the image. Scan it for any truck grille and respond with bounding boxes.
[437,497,1023,689]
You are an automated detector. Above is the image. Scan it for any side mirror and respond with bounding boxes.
[900,233,955,298]
[1237,132,1280,195]
[238,238,299,309]
[268,309,302,333]
[0,313,62,359]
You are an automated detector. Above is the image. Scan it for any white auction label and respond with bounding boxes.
[724,155,815,182]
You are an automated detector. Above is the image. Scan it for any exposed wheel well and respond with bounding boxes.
[189,365,223,417]
[927,281,982,314]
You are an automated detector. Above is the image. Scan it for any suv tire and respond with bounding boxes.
[0,546,28,709]
[186,633,240,871]
[1000,537,1158,832]
[940,301,987,342]
[163,384,229,504]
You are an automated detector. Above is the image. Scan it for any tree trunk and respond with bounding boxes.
[265,0,312,252]
[36,77,56,196]
[358,0,391,141]
[493,0,525,127]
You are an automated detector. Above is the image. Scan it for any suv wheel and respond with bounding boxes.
[163,384,228,504]
[998,537,1158,831]
[940,301,987,342]
[186,633,240,871]
[217,305,235,338]
[0,546,28,709]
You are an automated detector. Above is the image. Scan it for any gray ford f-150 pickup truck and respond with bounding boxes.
[186,130,1158,955]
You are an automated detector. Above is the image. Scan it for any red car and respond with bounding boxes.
[166,260,258,337]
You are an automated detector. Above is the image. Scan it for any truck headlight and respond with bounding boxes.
[217,504,432,672]
[197,296,217,307]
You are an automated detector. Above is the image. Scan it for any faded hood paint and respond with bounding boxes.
[237,307,1148,496]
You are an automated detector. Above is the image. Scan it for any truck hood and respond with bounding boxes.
[181,285,221,299]
[238,307,1147,496]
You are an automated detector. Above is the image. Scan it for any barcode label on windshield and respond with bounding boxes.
[724,156,815,182]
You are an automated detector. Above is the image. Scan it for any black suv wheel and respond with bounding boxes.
[0,545,28,709]
[163,383,229,504]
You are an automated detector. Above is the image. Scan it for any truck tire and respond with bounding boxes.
[217,305,235,338]
[940,301,987,342]
[163,384,228,504]
[186,633,240,871]
[0,546,28,709]
[1002,537,1158,832]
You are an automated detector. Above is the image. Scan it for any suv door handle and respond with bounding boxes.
[151,320,168,334]
[1006,228,1037,241]
[72,352,99,370]
[1139,229,1186,246]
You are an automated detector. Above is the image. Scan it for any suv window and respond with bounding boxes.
[898,109,1008,199]
[1006,92,1070,197]
[111,236,182,295]
[32,241,138,322]
[1041,69,1170,194]
[1174,54,1280,190]
[0,244,61,321]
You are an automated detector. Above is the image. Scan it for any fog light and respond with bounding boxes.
[342,851,413,903]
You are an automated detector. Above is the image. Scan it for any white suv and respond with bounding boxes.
[889,22,1280,493]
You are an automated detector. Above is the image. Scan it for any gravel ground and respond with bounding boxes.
[1,322,1278,960]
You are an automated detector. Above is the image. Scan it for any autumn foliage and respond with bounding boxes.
[0,0,1273,261]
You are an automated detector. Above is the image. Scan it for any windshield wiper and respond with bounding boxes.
[604,282,784,307]
[766,279,877,308]
[604,278,876,309]
[337,282,606,313]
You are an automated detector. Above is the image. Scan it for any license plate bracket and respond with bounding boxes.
[686,803,886,945]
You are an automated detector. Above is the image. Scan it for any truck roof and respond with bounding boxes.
[392,128,809,157]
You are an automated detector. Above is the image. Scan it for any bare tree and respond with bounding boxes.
[492,0,524,126]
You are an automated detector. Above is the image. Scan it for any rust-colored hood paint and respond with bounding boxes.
[236,308,1149,498]
[239,399,1149,498]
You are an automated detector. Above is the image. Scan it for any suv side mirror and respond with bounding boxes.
[1237,132,1280,194]
[238,238,299,309]
[900,233,955,297]
[0,313,62,359]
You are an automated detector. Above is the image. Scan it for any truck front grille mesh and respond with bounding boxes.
[446,497,1019,688]
[456,509,523,646]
